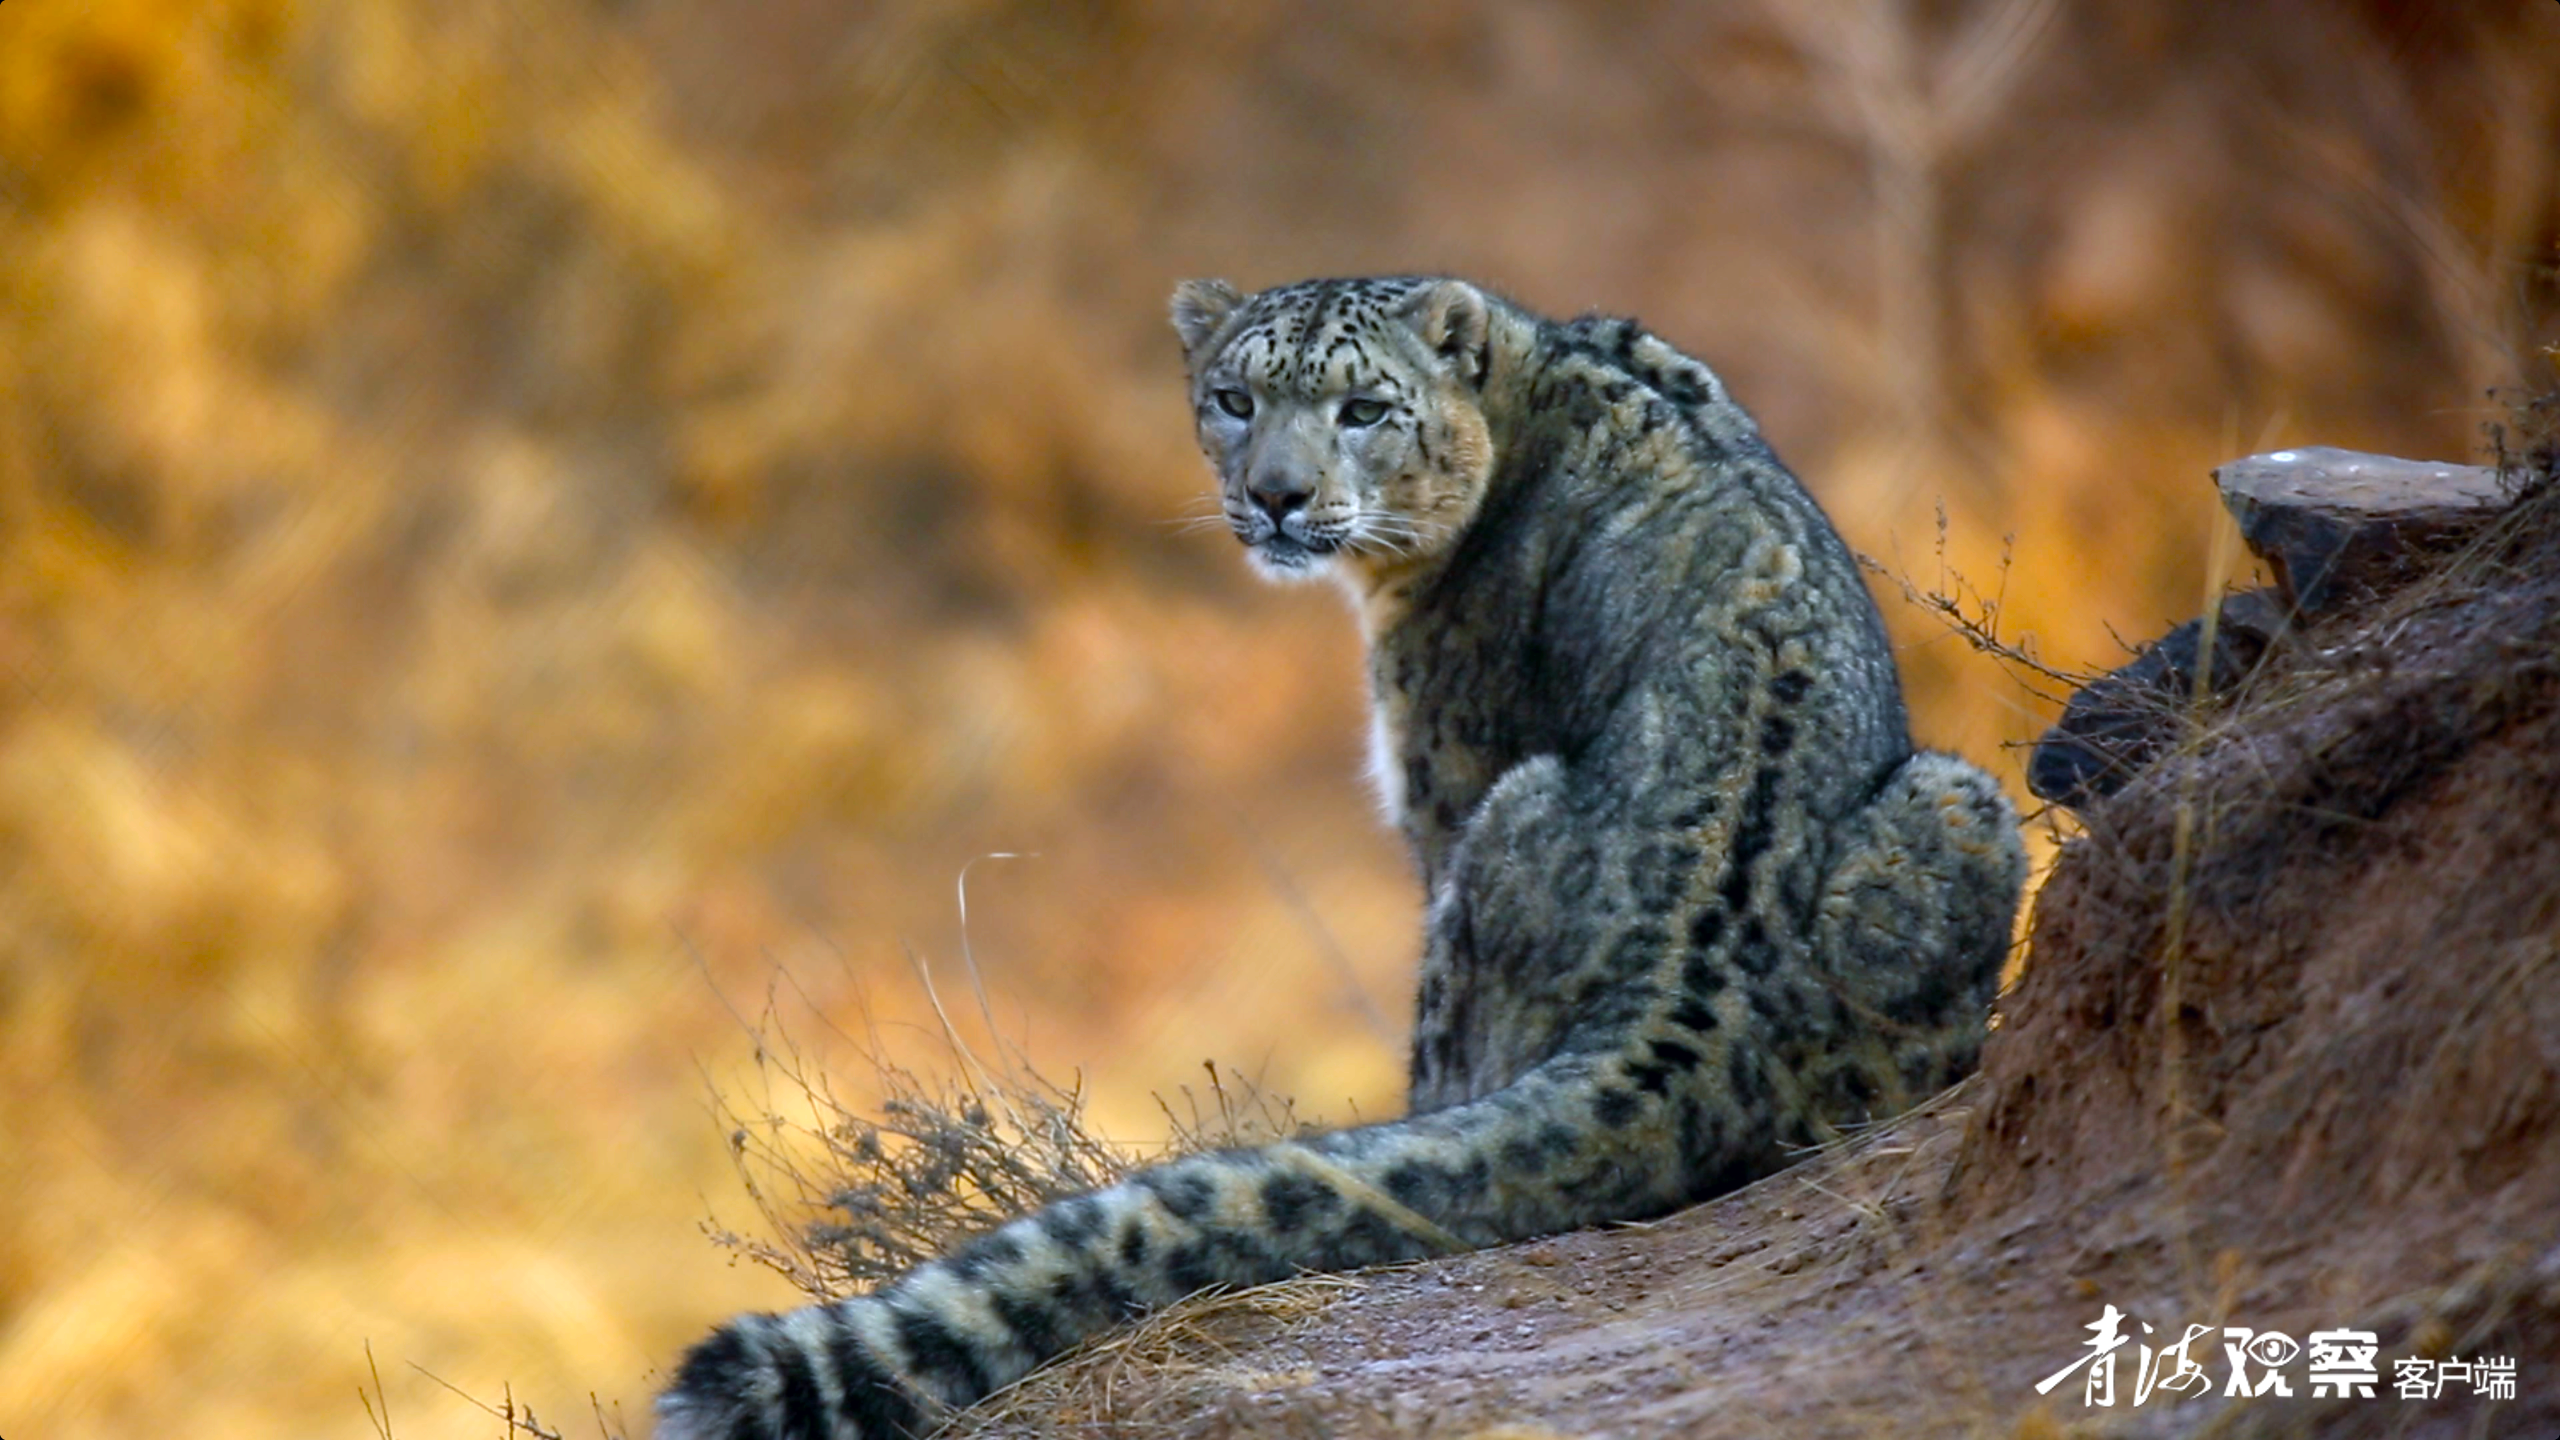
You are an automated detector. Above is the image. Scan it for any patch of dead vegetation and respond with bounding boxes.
[707,953,1311,1302]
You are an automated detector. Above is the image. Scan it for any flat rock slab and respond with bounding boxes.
[2216,446,2514,610]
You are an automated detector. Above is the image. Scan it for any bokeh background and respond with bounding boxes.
[2,1,2555,1435]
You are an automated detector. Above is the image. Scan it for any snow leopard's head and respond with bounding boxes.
[1172,275,1499,586]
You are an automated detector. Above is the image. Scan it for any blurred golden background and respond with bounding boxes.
[1,1,2555,1435]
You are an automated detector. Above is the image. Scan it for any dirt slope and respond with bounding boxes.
[945,474,2560,1440]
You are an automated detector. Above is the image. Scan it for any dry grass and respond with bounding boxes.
[942,1274,1363,1439]
[677,957,1342,1440]
[705,968,1313,1304]
[1868,506,2098,708]
[707,987,1142,1300]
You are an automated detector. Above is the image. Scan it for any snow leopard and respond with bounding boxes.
[654,275,2026,1439]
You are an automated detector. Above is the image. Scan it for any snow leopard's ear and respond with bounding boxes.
[1399,279,1491,388]
[1170,279,1244,357]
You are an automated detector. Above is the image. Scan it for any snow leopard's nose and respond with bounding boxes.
[1246,463,1313,522]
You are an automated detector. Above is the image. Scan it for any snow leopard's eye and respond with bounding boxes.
[1339,398,1390,427]
[1212,388,1254,420]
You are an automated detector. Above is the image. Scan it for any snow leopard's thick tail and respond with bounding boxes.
[654,1048,1697,1440]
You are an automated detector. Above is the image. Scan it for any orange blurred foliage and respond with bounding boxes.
[1,1,2554,1435]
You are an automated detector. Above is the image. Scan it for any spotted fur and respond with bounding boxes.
[656,276,2026,1440]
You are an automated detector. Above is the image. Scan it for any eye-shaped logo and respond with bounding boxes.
[2244,1331,2302,1369]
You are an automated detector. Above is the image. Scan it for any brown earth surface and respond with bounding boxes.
[941,476,2560,1440]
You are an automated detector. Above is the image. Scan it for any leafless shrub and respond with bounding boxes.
[704,943,1314,1300]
